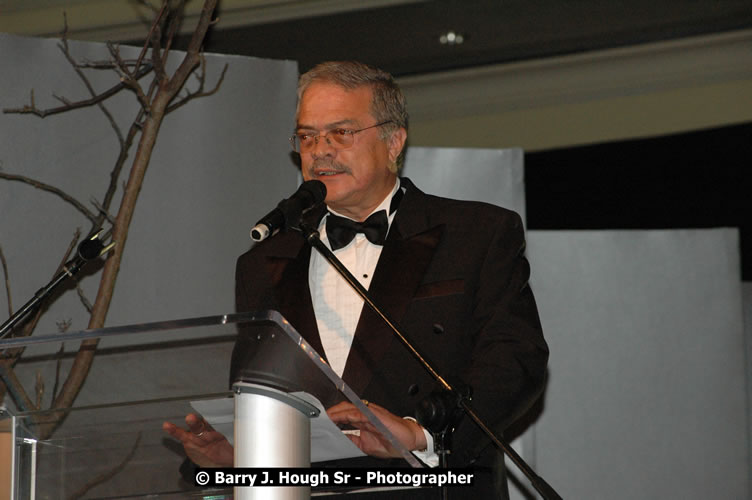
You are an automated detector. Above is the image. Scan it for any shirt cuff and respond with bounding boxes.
[403,417,439,468]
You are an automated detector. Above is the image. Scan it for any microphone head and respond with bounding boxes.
[299,179,327,204]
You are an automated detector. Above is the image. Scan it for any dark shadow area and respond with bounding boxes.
[525,122,752,280]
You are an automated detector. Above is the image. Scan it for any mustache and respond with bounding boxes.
[308,159,352,175]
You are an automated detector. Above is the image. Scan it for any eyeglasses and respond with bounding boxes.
[289,121,393,153]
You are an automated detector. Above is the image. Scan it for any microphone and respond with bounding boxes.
[250,180,327,242]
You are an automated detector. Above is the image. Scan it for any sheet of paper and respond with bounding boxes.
[191,392,366,462]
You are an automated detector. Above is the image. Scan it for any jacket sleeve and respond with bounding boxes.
[452,210,549,466]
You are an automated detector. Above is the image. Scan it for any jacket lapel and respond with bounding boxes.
[342,179,443,395]
[267,205,328,359]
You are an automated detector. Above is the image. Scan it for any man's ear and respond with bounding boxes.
[387,128,407,164]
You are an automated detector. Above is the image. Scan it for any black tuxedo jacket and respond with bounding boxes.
[231,177,548,473]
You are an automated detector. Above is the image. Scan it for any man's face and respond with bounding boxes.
[296,82,405,221]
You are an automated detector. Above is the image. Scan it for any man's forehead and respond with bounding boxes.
[297,82,374,128]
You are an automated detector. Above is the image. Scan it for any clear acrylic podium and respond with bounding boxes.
[0,311,418,499]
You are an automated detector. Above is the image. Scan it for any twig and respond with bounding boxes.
[90,198,117,226]
[66,432,142,500]
[148,5,169,81]
[75,59,143,70]
[58,39,124,147]
[98,110,145,226]
[76,285,93,314]
[52,343,65,401]
[0,227,81,417]
[0,172,98,223]
[35,371,45,409]
[166,61,228,113]
[2,64,154,118]
[0,245,12,317]
[161,0,187,61]
[134,1,168,75]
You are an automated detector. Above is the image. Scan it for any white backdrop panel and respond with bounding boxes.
[527,228,748,499]
[402,146,526,220]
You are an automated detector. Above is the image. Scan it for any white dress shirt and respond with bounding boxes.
[308,179,438,466]
[309,179,400,377]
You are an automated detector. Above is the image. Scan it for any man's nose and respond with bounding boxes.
[311,134,336,157]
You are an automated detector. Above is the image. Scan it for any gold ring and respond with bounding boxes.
[361,399,369,407]
[194,420,207,437]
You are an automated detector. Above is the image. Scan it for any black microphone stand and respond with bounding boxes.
[298,222,562,500]
[0,229,115,340]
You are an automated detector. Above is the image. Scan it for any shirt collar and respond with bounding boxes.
[326,178,401,222]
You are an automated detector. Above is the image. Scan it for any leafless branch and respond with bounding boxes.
[66,432,142,500]
[0,245,11,317]
[58,39,124,146]
[0,172,98,223]
[134,2,168,75]
[148,3,173,81]
[2,0,222,441]
[52,343,65,401]
[167,60,228,113]
[76,285,93,314]
[2,64,154,118]
[0,229,80,361]
[35,371,45,409]
[161,0,186,61]
[0,228,81,414]
[74,58,137,70]
[56,318,73,333]
[90,198,117,226]
[98,111,146,226]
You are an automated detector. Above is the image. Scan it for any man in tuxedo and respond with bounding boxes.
[165,61,548,498]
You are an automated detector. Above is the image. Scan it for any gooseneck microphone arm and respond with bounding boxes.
[297,221,562,500]
[0,229,116,340]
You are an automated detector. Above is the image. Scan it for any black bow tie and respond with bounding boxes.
[326,210,388,251]
[325,188,403,251]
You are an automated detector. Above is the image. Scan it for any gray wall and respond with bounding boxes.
[0,34,301,344]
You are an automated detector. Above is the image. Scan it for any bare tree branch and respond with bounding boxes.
[133,1,168,76]
[45,0,220,437]
[75,285,93,314]
[58,38,124,147]
[52,343,65,402]
[0,244,11,317]
[0,172,97,223]
[1,0,222,444]
[98,117,144,226]
[35,371,45,409]
[66,432,142,500]
[2,65,154,118]
[148,6,170,82]
[90,198,117,226]
[161,0,186,61]
[167,60,228,114]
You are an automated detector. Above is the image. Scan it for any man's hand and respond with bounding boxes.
[163,413,234,467]
[326,401,427,458]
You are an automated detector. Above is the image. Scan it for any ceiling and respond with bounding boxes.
[196,0,752,76]
[3,0,752,77]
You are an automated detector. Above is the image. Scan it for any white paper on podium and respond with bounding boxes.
[191,392,367,463]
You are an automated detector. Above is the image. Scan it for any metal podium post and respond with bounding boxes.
[233,382,320,500]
